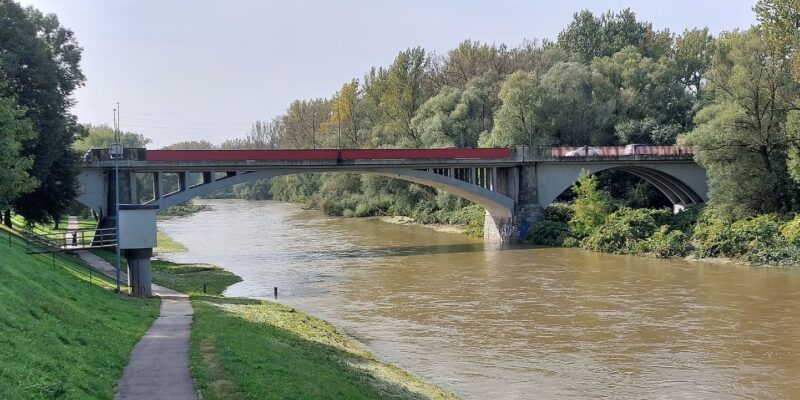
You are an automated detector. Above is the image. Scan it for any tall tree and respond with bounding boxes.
[0,90,38,227]
[557,8,671,64]
[680,29,800,216]
[380,48,430,147]
[480,71,548,146]
[321,80,361,148]
[0,1,86,224]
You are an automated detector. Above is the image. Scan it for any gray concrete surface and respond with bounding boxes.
[115,285,198,400]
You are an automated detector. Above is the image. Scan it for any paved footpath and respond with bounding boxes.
[72,217,199,400]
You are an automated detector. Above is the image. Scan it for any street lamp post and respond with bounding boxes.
[110,106,124,293]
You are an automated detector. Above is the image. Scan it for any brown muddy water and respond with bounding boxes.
[159,199,800,399]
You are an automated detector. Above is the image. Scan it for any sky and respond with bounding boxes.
[21,0,758,149]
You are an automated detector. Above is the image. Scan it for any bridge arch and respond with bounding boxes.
[536,163,708,209]
[150,168,516,219]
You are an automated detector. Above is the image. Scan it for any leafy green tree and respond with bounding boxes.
[557,8,671,64]
[669,28,716,97]
[73,124,151,153]
[411,76,498,148]
[0,92,38,226]
[538,62,598,145]
[569,170,615,238]
[0,1,85,225]
[480,71,547,146]
[680,29,800,216]
[379,48,430,147]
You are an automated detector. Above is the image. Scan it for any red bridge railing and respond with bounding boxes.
[143,148,513,162]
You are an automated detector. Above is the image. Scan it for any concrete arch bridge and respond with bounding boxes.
[78,146,706,244]
[76,145,706,296]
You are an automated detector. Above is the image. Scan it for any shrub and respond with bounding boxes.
[638,225,689,258]
[545,202,574,223]
[528,220,573,246]
[582,208,659,254]
[569,170,615,238]
[692,212,785,260]
[780,215,800,245]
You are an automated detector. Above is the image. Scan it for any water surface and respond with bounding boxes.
[159,199,800,399]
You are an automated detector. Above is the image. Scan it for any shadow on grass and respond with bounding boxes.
[190,295,455,400]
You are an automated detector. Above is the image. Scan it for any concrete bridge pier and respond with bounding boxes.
[483,165,545,243]
[125,248,153,297]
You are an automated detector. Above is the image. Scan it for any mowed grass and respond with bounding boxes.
[0,227,159,399]
[190,296,458,400]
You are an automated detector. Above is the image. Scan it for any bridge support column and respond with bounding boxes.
[483,165,544,243]
[125,248,152,297]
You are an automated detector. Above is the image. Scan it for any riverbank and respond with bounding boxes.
[0,225,159,398]
[97,235,458,399]
[379,216,469,235]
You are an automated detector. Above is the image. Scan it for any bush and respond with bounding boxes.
[691,212,787,261]
[570,171,615,238]
[638,225,689,258]
[545,202,574,223]
[528,220,573,246]
[780,215,800,245]
[582,208,659,254]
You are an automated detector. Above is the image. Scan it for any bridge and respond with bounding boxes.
[76,145,706,296]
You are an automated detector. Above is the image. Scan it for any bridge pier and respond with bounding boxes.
[483,165,545,243]
[125,248,153,297]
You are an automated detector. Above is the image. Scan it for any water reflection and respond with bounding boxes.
[159,199,800,399]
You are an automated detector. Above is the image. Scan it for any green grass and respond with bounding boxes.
[150,260,241,295]
[155,230,187,254]
[190,296,458,400]
[0,226,159,399]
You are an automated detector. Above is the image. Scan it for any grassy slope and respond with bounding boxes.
[190,296,457,400]
[0,228,159,399]
[139,235,457,399]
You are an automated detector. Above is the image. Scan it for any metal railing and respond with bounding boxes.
[22,228,117,254]
[3,228,117,289]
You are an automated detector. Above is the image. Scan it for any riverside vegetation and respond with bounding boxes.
[91,244,458,400]
[531,171,800,265]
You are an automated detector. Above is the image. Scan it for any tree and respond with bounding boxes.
[0,91,38,227]
[569,170,615,238]
[412,74,501,148]
[557,9,671,64]
[321,80,361,147]
[670,28,716,97]
[221,118,283,149]
[380,48,430,147]
[680,29,800,216]
[281,99,328,149]
[0,1,86,225]
[538,62,598,145]
[591,47,693,142]
[480,71,547,146]
[73,124,151,153]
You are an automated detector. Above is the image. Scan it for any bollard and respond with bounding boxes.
[89,269,93,285]
[203,284,207,294]
[274,287,278,299]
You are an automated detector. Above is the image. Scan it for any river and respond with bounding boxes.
[158,199,800,399]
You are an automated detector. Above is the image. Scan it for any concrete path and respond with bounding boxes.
[71,218,199,400]
[115,285,198,400]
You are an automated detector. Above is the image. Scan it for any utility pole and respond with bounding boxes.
[110,103,124,293]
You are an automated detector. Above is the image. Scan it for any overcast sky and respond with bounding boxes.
[21,0,758,148]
